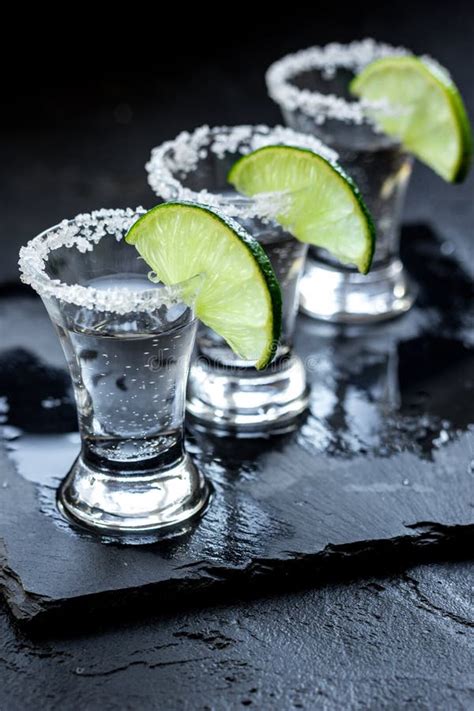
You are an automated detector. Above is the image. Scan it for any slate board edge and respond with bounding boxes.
[1,521,473,629]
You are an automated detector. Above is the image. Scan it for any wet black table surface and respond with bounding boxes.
[1,10,474,709]
[0,223,473,629]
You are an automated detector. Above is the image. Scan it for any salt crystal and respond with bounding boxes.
[433,429,450,447]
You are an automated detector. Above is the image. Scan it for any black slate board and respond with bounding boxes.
[0,224,473,626]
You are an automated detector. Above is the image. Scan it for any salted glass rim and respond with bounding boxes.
[265,38,412,125]
[145,123,339,220]
[18,207,202,315]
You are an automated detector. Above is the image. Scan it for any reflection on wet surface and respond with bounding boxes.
[296,322,473,460]
[4,429,291,550]
[1,224,473,545]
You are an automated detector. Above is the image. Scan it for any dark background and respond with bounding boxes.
[1,0,473,284]
[1,5,473,709]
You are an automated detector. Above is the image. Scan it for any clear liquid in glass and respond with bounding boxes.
[53,274,197,470]
[282,66,415,322]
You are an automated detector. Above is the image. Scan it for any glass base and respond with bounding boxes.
[186,353,309,433]
[299,258,415,324]
[57,454,210,534]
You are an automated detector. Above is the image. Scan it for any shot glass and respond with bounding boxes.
[146,124,338,432]
[266,39,415,322]
[19,208,210,533]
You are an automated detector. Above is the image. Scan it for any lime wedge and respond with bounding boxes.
[228,146,376,274]
[126,202,282,369]
[350,56,472,183]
